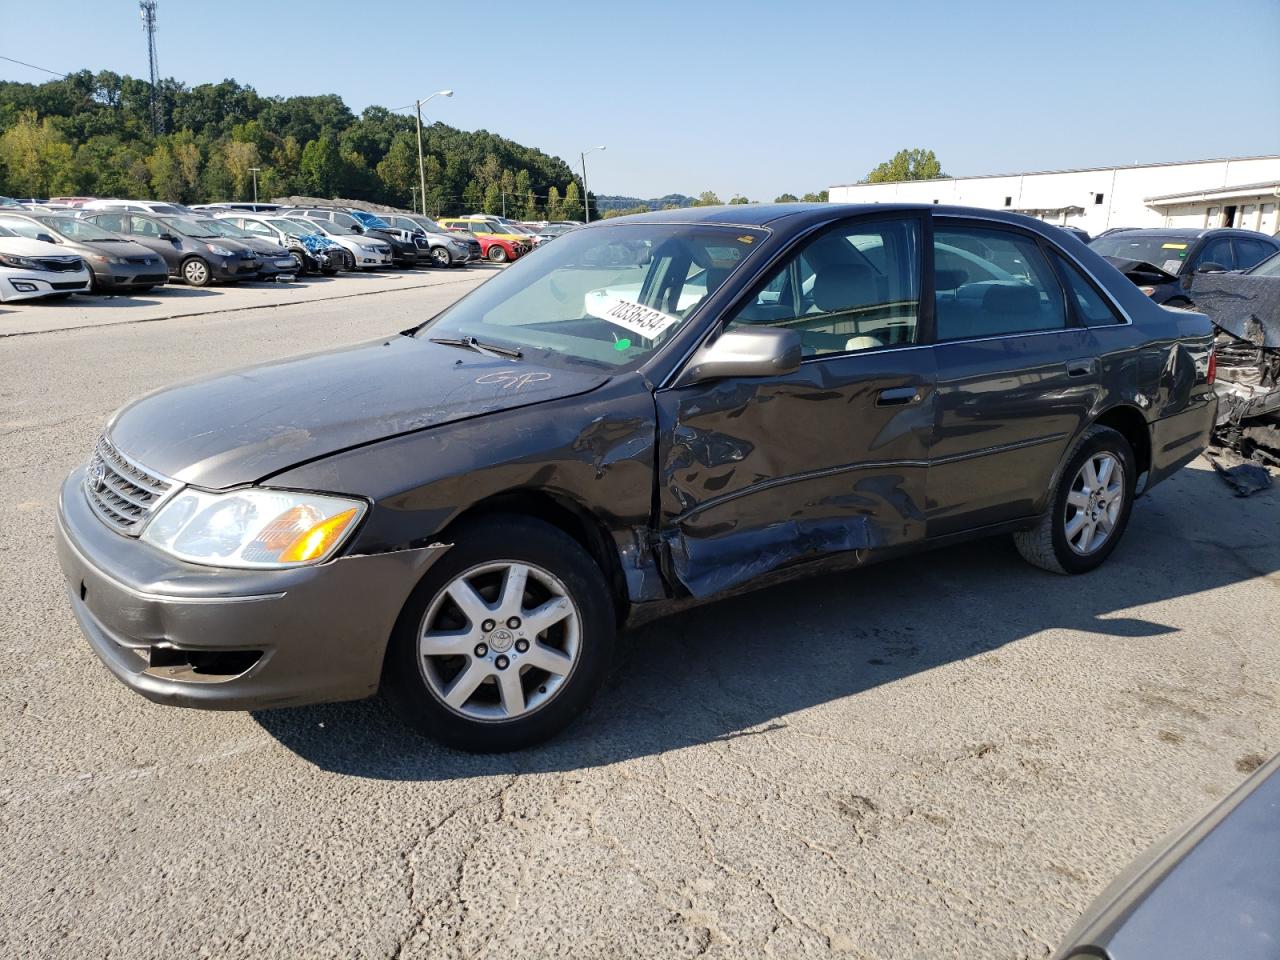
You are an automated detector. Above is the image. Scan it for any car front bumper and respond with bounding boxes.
[94,261,168,289]
[1,271,91,301]
[54,467,448,711]
[210,256,262,280]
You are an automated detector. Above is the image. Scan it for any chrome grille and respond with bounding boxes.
[84,436,178,536]
[35,257,84,273]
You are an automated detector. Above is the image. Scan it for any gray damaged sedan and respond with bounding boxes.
[55,204,1217,751]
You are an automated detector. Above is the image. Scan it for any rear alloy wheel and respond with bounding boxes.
[431,246,452,268]
[383,515,615,751]
[488,244,509,263]
[1014,425,1136,574]
[181,257,212,287]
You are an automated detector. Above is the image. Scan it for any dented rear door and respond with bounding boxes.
[652,214,935,599]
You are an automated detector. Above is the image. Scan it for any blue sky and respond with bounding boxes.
[3,0,1279,200]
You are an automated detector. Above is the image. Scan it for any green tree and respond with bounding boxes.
[299,133,342,196]
[522,189,539,220]
[728,195,749,204]
[223,139,261,200]
[146,141,183,200]
[482,182,502,215]
[801,190,829,202]
[865,148,944,184]
[561,181,583,221]
[774,192,799,202]
[546,185,563,220]
[693,190,722,206]
[0,111,75,196]
[461,178,483,212]
[375,133,418,205]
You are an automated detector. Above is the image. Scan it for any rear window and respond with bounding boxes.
[1089,234,1196,274]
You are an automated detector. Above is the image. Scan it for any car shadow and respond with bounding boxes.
[253,465,1276,780]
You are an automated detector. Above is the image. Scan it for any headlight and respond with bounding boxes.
[358,243,378,252]
[141,488,365,569]
[207,244,234,257]
[0,252,41,269]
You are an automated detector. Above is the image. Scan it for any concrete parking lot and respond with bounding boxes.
[1,278,1277,959]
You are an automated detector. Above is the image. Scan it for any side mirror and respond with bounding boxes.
[351,224,364,233]
[678,327,802,385]
[36,233,57,244]
[158,232,176,241]
[1197,262,1228,274]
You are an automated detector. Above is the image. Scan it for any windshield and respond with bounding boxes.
[409,216,445,233]
[415,223,766,370]
[282,218,323,235]
[354,213,390,229]
[1249,251,1280,277]
[162,217,219,239]
[1089,234,1196,274]
[202,219,256,240]
[35,216,121,241]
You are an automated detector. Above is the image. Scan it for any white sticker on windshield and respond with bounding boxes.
[586,295,680,338]
[1161,259,1183,274]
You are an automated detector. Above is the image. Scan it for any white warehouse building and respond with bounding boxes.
[828,155,1280,236]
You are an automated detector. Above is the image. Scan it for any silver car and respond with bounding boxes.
[0,212,167,293]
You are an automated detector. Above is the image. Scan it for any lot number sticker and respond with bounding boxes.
[588,296,680,339]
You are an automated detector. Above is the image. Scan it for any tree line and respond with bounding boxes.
[0,71,595,219]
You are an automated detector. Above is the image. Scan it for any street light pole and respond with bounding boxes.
[580,145,605,223]
[415,90,453,215]
[249,167,260,203]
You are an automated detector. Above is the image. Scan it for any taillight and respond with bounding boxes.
[1207,348,1217,385]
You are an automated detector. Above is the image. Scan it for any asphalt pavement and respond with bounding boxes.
[1,276,1277,959]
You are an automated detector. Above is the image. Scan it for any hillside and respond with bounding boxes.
[0,71,593,219]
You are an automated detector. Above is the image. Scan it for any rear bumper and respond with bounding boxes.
[1147,393,1218,490]
[55,468,448,711]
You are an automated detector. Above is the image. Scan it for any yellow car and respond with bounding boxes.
[437,217,532,262]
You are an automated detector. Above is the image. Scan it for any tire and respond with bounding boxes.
[181,257,212,287]
[430,246,453,268]
[289,251,307,275]
[487,244,509,263]
[382,515,616,752]
[1014,425,1137,574]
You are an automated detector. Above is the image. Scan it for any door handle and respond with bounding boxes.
[876,386,921,406]
[1065,359,1097,378]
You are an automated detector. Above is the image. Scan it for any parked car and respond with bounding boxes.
[1090,227,1280,306]
[0,223,92,301]
[212,213,341,275]
[1187,249,1280,461]
[191,202,283,214]
[1055,751,1280,960]
[0,211,167,293]
[193,218,299,280]
[1055,225,1090,244]
[54,204,1217,751]
[80,198,194,216]
[280,216,392,270]
[437,217,530,261]
[375,214,481,266]
[78,211,261,286]
[282,208,417,267]
[345,210,431,265]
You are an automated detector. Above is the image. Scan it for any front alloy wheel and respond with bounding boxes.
[431,246,452,268]
[383,515,615,751]
[419,561,580,721]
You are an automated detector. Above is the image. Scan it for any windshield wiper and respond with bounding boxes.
[428,336,523,360]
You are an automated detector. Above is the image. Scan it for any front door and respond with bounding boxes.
[927,219,1100,536]
[654,215,935,598]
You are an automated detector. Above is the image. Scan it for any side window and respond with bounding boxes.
[1195,237,1234,271]
[933,225,1066,340]
[0,217,43,239]
[1233,238,1275,271]
[95,213,127,233]
[130,216,162,237]
[1055,255,1123,326]
[243,220,271,236]
[726,218,920,356]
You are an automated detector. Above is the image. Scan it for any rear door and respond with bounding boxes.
[654,214,935,598]
[928,219,1100,536]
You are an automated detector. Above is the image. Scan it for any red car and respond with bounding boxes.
[443,227,522,263]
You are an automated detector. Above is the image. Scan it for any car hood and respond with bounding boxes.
[106,335,610,490]
[0,236,72,257]
[237,237,288,256]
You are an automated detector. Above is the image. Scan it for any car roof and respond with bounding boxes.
[1097,226,1273,240]
[602,202,1073,230]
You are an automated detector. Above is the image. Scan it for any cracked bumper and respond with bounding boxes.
[55,468,448,711]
